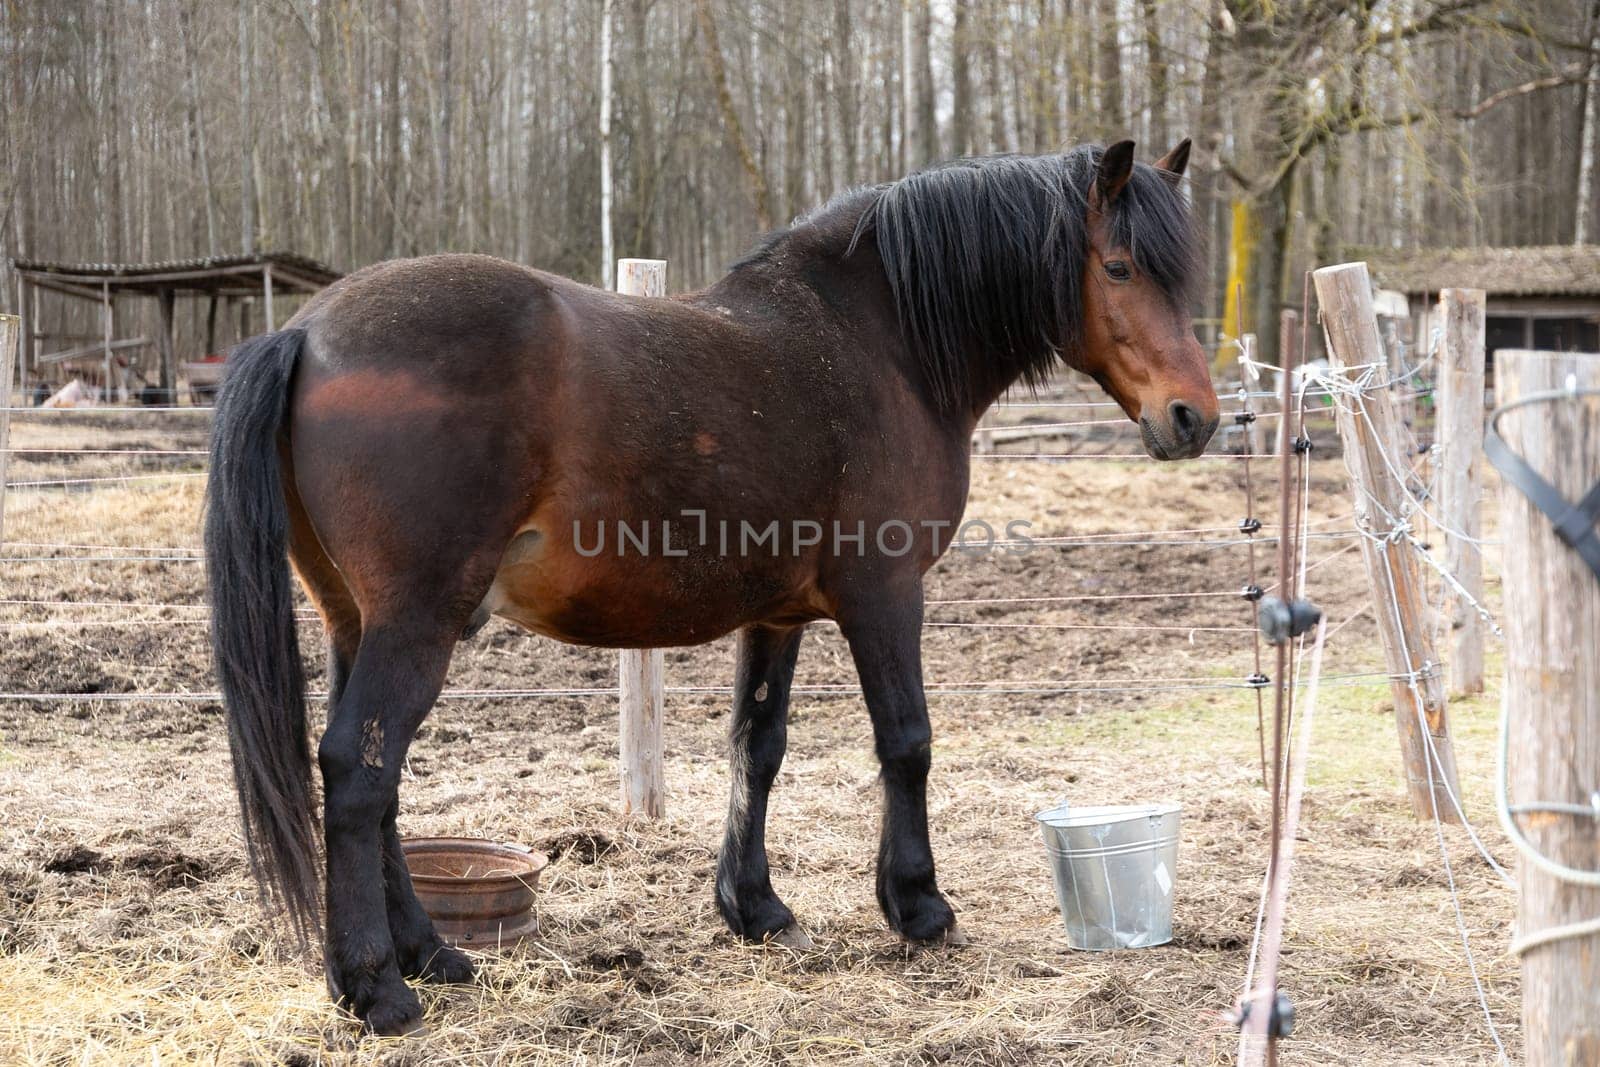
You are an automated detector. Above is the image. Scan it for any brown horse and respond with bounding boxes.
[206,140,1217,1033]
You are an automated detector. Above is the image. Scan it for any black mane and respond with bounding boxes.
[847,146,1198,410]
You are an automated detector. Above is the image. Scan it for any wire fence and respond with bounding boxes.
[2,335,1521,1057]
[1227,288,1517,1065]
[3,268,1546,1067]
[1,381,1350,715]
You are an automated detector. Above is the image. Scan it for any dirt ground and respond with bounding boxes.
[0,402,1519,1065]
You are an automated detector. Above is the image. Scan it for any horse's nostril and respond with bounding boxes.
[1168,400,1202,444]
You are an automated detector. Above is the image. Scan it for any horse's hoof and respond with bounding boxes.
[940,924,971,947]
[716,881,798,944]
[770,923,816,951]
[356,983,423,1037]
[410,942,476,984]
[885,885,958,943]
[366,1005,424,1038]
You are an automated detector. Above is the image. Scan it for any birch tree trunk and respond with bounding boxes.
[912,0,937,166]
[834,0,858,184]
[1575,13,1599,244]
[176,2,218,255]
[950,2,972,158]
[599,0,614,289]
[240,0,257,255]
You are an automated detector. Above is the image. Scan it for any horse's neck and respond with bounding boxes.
[706,207,1035,436]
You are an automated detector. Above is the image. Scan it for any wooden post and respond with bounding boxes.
[157,287,177,402]
[1314,262,1462,822]
[26,277,38,387]
[0,315,17,546]
[205,291,219,356]
[14,275,28,389]
[973,421,994,454]
[1278,308,1301,367]
[616,257,666,818]
[1275,310,1300,455]
[262,264,275,331]
[1497,349,1600,1066]
[1435,289,1486,695]
[1380,314,1413,432]
[101,281,113,402]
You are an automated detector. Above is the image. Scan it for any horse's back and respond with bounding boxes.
[276,251,960,645]
[290,254,567,383]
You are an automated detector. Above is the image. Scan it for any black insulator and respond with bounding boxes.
[1246,673,1270,688]
[1236,990,1296,1040]
[1234,410,1257,425]
[1241,584,1264,602]
[1293,435,1314,454]
[1269,992,1296,1038]
[1257,596,1323,645]
[1239,517,1262,534]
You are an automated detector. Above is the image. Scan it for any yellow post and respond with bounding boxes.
[1218,199,1256,372]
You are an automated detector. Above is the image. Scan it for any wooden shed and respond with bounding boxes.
[1362,245,1600,362]
[11,252,340,403]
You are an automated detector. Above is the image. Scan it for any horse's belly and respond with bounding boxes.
[483,525,819,648]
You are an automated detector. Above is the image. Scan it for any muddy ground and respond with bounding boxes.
[0,401,1518,1064]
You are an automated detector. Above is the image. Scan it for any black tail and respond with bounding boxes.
[204,328,320,946]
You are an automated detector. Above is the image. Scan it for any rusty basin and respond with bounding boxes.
[401,837,549,947]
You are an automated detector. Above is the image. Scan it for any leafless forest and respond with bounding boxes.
[4,0,1599,364]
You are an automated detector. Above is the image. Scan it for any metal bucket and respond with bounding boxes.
[1036,802,1181,951]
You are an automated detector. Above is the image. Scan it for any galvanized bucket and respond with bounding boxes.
[1036,802,1181,951]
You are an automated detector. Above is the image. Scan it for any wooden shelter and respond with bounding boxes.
[11,252,340,402]
[1361,245,1600,364]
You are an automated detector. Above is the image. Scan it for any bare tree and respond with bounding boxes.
[600,0,614,287]
[2,0,1592,381]
[1576,1,1599,243]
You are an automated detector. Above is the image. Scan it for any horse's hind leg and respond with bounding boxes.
[323,621,472,985]
[380,798,474,982]
[716,624,807,942]
[288,485,476,993]
[318,618,458,1033]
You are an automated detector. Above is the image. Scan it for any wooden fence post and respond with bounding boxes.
[1496,349,1600,1066]
[1313,262,1462,823]
[1435,289,1486,695]
[1275,310,1300,455]
[263,264,276,331]
[101,282,114,402]
[616,258,666,818]
[0,315,18,547]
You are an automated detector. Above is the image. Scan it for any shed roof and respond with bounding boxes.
[11,251,340,298]
[1356,245,1600,298]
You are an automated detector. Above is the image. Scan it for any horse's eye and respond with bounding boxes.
[1104,260,1132,282]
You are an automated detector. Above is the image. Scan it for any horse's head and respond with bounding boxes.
[1074,139,1218,461]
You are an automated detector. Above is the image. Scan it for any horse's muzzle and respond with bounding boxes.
[1139,400,1218,461]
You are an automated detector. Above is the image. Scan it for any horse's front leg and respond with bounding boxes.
[716,623,807,943]
[839,589,957,941]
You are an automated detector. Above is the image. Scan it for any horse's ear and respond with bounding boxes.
[1154,137,1192,183]
[1096,140,1136,207]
